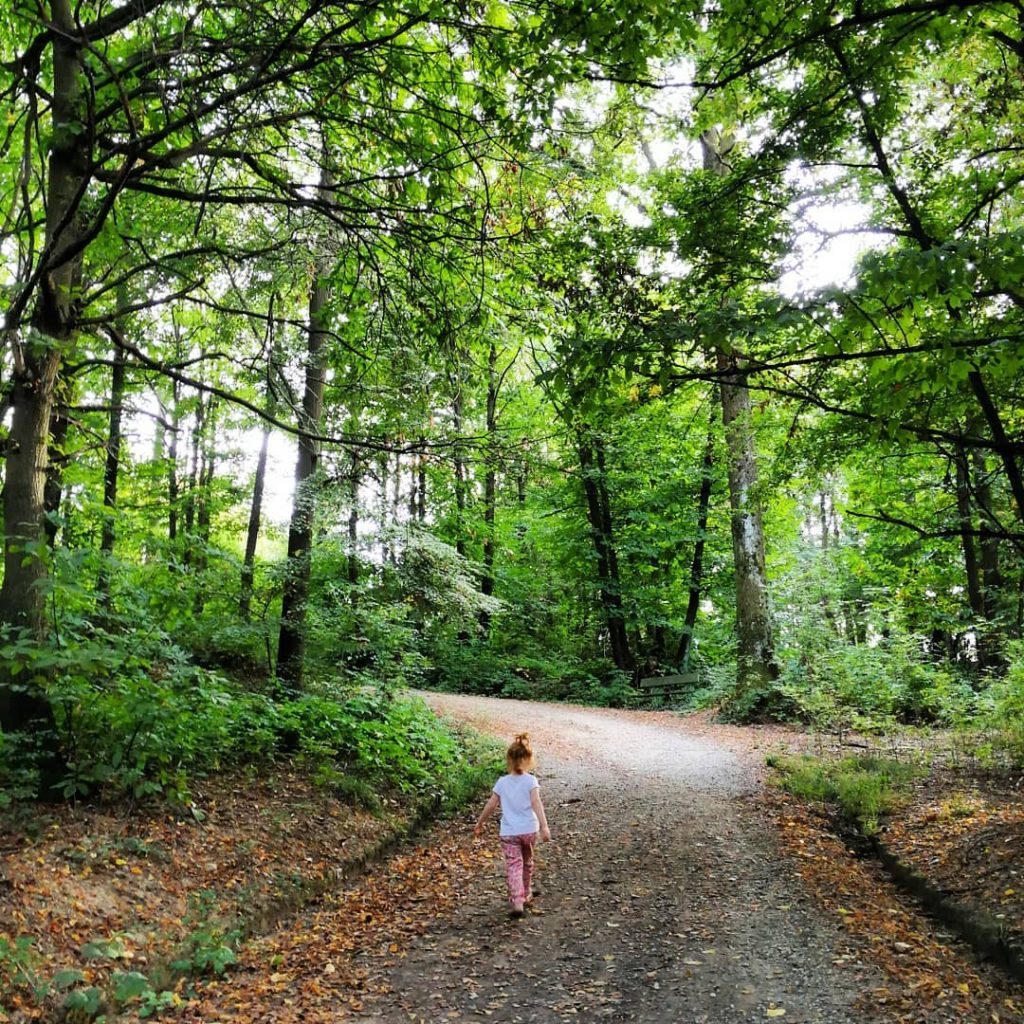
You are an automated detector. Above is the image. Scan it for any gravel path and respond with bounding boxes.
[357,693,880,1024]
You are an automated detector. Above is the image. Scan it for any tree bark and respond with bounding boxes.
[196,397,217,552]
[240,424,271,620]
[0,0,86,784]
[390,448,402,566]
[43,388,71,547]
[277,171,333,693]
[417,443,427,522]
[677,410,716,668]
[192,397,216,613]
[452,379,467,557]
[701,127,778,697]
[954,445,986,619]
[480,341,498,634]
[167,379,181,542]
[348,453,361,586]
[719,355,779,692]
[98,340,127,599]
[968,370,1024,528]
[971,448,1002,622]
[181,398,203,565]
[578,436,632,672]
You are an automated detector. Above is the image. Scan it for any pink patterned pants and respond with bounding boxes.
[499,833,538,907]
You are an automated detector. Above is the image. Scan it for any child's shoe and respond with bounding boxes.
[510,901,525,918]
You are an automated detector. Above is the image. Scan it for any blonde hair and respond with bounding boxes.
[506,732,534,773]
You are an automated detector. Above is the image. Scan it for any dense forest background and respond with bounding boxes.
[1,0,1023,805]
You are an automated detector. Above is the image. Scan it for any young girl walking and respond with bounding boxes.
[473,732,551,918]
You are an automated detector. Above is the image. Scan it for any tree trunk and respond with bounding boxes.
[181,398,203,565]
[390,449,401,567]
[377,451,390,565]
[578,436,632,672]
[702,126,778,699]
[719,355,779,694]
[196,397,217,552]
[98,341,127,599]
[452,384,467,557]
[954,445,986,619]
[168,379,181,542]
[240,424,271,620]
[192,397,216,614]
[417,443,427,522]
[480,342,498,634]
[968,370,1024,527]
[43,388,71,547]
[969,447,1003,619]
[677,410,716,668]
[277,173,333,693]
[0,0,86,787]
[348,454,361,586]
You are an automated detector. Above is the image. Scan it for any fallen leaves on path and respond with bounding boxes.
[884,782,1024,954]
[177,814,494,1023]
[765,789,1024,1024]
[0,765,407,1021]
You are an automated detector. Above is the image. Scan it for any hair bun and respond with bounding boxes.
[514,732,530,743]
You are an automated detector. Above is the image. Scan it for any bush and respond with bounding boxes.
[767,752,921,835]
[0,609,497,810]
[976,642,1024,768]
[773,630,978,730]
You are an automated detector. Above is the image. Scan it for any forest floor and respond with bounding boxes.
[2,695,1022,1023]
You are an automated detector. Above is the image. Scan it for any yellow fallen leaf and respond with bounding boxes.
[767,1009,786,1018]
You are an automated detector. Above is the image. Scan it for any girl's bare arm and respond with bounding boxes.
[531,788,551,841]
[474,793,499,836]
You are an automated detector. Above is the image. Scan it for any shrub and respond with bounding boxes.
[767,753,921,835]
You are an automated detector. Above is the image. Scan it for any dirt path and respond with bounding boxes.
[351,693,878,1024]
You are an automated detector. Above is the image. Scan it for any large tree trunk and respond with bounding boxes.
[195,398,217,551]
[578,435,632,672]
[719,358,779,695]
[277,177,333,693]
[0,0,86,785]
[241,300,280,619]
[677,408,716,669]
[701,126,778,699]
[390,449,401,567]
[376,451,390,565]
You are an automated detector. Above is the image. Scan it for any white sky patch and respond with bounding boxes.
[779,200,881,297]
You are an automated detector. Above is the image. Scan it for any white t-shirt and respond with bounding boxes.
[493,772,540,836]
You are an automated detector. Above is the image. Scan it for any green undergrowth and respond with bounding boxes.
[0,701,500,1021]
[767,752,923,836]
[0,610,500,810]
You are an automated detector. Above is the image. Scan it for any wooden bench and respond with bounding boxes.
[636,672,699,700]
